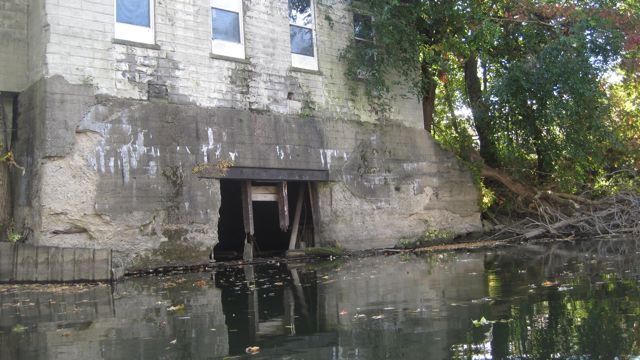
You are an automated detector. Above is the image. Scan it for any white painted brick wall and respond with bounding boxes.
[44,0,423,128]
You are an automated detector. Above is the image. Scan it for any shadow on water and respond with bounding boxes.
[0,238,639,359]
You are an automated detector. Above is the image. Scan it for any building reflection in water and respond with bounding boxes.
[0,252,488,359]
[5,241,634,360]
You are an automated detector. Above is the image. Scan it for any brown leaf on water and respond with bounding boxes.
[245,346,261,355]
[194,280,207,288]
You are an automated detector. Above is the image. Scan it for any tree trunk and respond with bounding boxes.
[420,63,437,134]
[464,54,499,167]
[525,105,552,184]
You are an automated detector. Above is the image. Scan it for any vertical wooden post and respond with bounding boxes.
[241,180,254,261]
[288,185,305,250]
[307,181,320,247]
[277,181,289,231]
[241,180,254,236]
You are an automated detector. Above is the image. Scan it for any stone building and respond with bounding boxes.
[0,0,481,270]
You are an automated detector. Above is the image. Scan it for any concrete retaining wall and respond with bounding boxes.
[0,243,112,283]
[4,0,482,271]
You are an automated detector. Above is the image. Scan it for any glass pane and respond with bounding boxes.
[288,0,313,27]
[354,14,373,41]
[290,25,314,57]
[212,8,241,43]
[116,0,150,27]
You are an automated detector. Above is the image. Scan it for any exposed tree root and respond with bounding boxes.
[476,158,639,241]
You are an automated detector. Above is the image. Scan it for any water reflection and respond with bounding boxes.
[0,239,639,359]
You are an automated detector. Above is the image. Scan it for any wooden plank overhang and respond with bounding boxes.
[197,166,329,182]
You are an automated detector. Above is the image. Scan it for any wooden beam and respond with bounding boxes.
[307,181,320,246]
[241,180,254,236]
[278,181,289,231]
[251,193,278,202]
[243,238,253,262]
[288,185,305,250]
[197,166,329,181]
[241,180,255,262]
[251,185,278,194]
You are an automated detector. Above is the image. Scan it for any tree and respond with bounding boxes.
[341,0,640,196]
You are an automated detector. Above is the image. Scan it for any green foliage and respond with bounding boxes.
[395,228,455,249]
[341,0,640,196]
[8,227,21,243]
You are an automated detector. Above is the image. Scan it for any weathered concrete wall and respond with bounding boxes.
[316,128,480,250]
[13,78,46,244]
[27,0,47,85]
[10,0,481,269]
[22,76,479,269]
[0,0,28,91]
[43,0,422,128]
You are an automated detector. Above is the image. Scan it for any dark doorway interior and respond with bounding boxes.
[215,180,314,260]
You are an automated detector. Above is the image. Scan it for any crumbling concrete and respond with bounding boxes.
[6,0,482,270]
[10,75,479,270]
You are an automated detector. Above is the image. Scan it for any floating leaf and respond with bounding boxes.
[245,346,261,355]
[194,280,207,288]
[472,317,490,327]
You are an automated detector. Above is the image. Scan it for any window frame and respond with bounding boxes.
[210,0,246,59]
[353,12,376,78]
[289,0,318,71]
[353,13,374,44]
[114,0,155,44]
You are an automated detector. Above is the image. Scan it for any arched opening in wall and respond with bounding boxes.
[215,180,316,261]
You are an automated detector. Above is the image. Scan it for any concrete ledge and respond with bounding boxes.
[112,38,161,50]
[209,53,251,64]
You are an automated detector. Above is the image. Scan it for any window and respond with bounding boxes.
[289,0,318,71]
[354,13,375,76]
[115,0,155,44]
[354,13,373,44]
[211,0,245,59]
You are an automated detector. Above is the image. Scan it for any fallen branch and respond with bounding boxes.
[523,208,616,239]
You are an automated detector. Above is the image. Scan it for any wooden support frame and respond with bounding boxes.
[288,185,305,250]
[307,181,320,247]
[251,186,278,201]
[241,180,254,236]
[241,180,254,261]
[277,182,289,231]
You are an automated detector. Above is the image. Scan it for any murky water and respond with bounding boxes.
[1,239,640,359]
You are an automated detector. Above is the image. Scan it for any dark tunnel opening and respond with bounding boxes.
[215,180,314,261]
